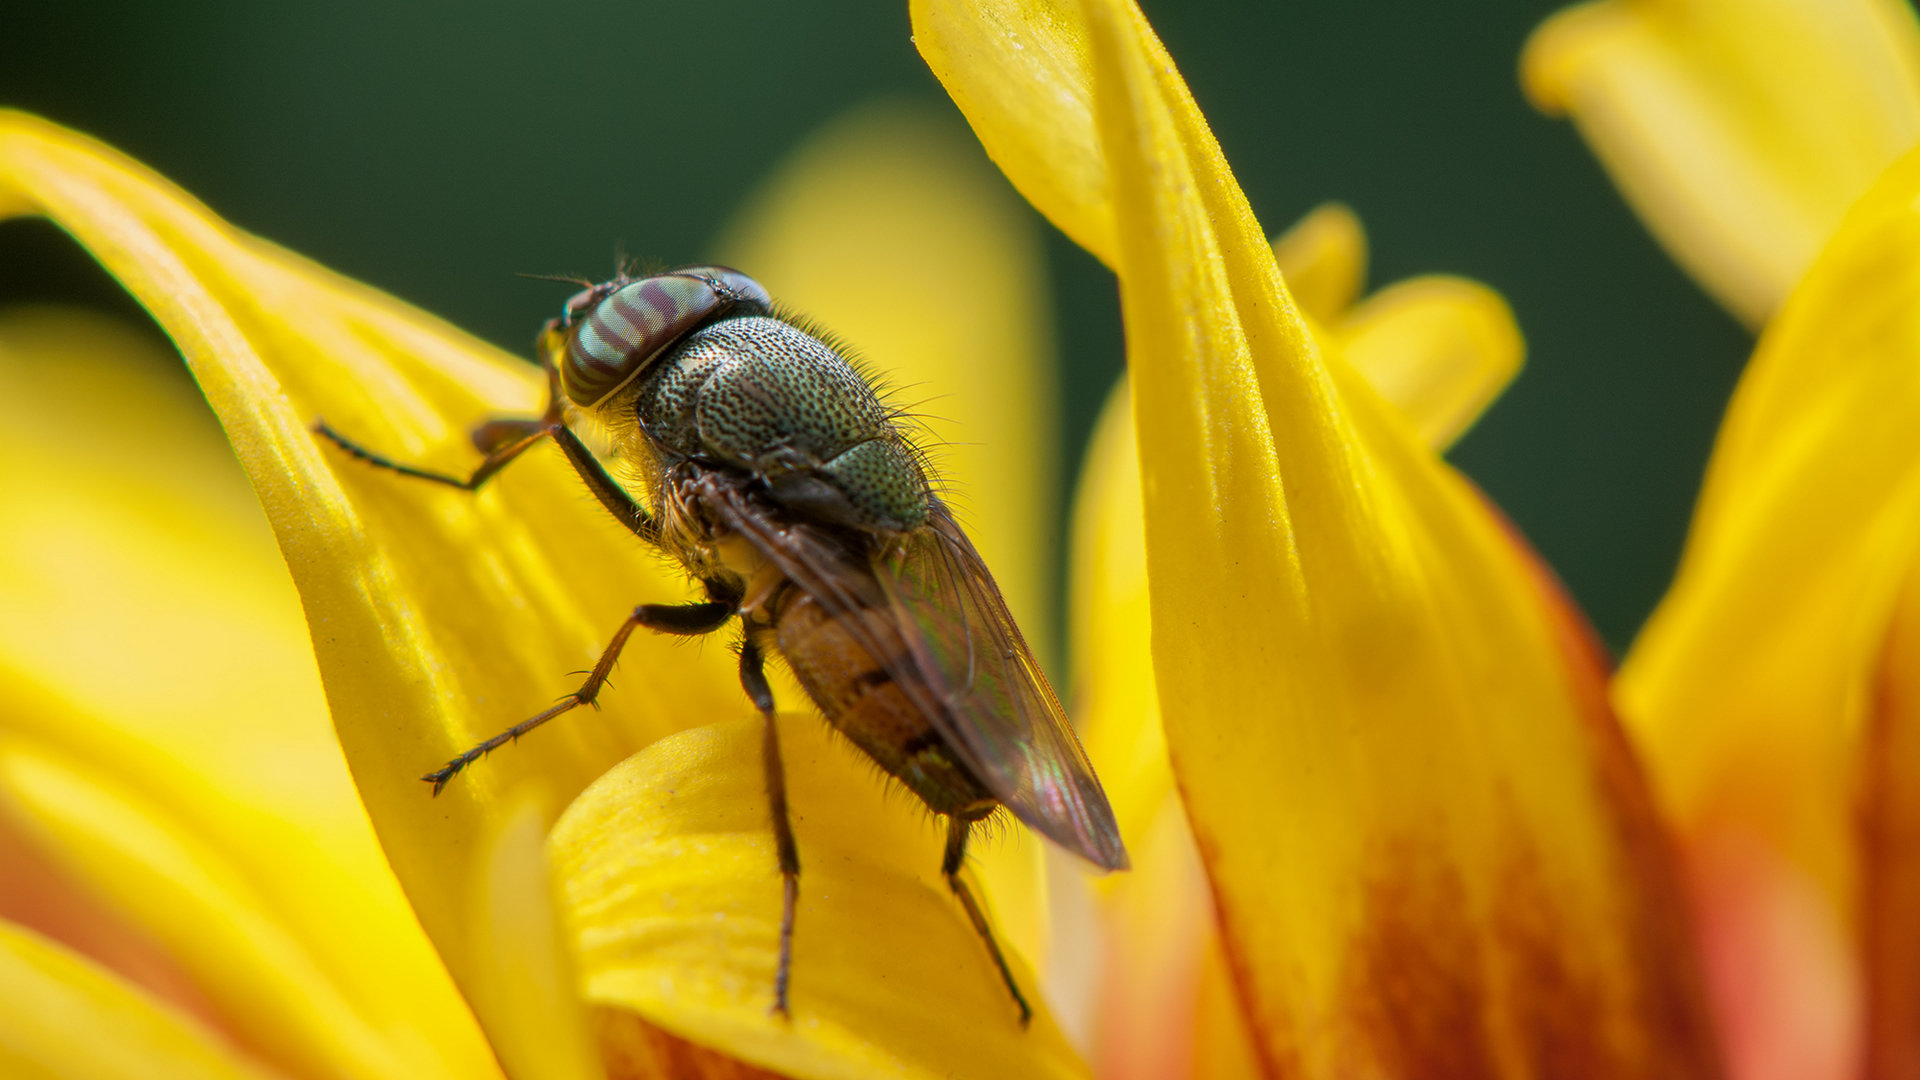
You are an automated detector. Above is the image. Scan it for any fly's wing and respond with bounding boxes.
[696,478,1127,871]
[877,503,1128,871]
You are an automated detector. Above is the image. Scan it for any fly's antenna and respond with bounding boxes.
[514,271,597,288]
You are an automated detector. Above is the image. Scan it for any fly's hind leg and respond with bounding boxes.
[739,624,800,1019]
[423,581,740,793]
[944,816,1033,1027]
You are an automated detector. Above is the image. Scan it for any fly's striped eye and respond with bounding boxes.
[559,266,770,407]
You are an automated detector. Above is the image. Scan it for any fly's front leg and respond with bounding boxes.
[944,816,1032,1027]
[424,581,739,793]
[315,415,553,491]
[314,319,658,543]
[739,623,800,1019]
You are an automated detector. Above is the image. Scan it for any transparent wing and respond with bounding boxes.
[880,502,1128,870]
[698,478,1127,870]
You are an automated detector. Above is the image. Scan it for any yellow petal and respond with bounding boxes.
[1069,270,1521,1071]
[1523,0,1920,326]
[1617,142,1920,1072]
[1268,202,1367,324]
[549,713,1088,1080]
[0,919,281,1080]
[1067,381,1166,849]
[0,111,741,1055]
[467,796,603,1080]
[914,0,1115,267]
[0,308,498,1080]
[922,1,1721,1074]
[1333,275,1524,450]
[1089,798,1212,1080]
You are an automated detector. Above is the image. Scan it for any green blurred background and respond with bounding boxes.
[0,0,1750,652]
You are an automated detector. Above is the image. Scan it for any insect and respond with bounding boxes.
[315,264,1128,1023]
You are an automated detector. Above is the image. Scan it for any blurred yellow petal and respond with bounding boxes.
[0,110,742,1055]
[0,920,282,1080]
[1268,202,1367,324]
[0,740,413,1080]
[0,308,498,1080]
[1090,798,1209,1080]
[1618,142,1920,1078]
[1523,0,1920,326]
[550,713,1088,1080]
[1068,384,1163,849]
[1334,276,1525,449]
[715,106,1059,977]
[468,796,603,1080]
[922,1,1720,1075]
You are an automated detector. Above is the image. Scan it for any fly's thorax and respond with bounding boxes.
[628,316,931,532]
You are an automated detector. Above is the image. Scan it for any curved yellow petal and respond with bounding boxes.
[914,0,1115,267]
[1070,272,1523,1070]
[1523,0,1920,326]
[1617,142,1920,1074]
[0,309,497,1080]
[1073,264,1522,838]
[0,919,282,1080]
[549,714,1088,1080]
[923,1,1720,1075]
[717,100,1059,997]
[1334,275,1525,450]
[1268,202,1367,325]
[0,112,743,1062]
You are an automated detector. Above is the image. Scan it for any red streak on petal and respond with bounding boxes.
[1687,826,1858,1080]
[0,811,226,1033]
[1863,566,1920,1080]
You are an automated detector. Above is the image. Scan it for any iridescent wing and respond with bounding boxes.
[698,475,1127,870]
[878,503,1128,871]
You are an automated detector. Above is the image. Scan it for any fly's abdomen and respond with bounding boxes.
[772,590,994,819]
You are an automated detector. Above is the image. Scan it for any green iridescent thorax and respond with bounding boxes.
[626,315,931,531]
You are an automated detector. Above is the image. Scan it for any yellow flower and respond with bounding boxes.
[1530,2,1920,1077]
[0,1,1761,1078]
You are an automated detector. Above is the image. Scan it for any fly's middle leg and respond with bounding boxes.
[943,815,1033,1027]
[423,582,739,793]
[739,623,800,1019]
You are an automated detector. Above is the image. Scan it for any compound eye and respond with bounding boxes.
[560,273,738,407]
[672,265,772,311]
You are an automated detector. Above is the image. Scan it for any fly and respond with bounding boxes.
[315,265,1129,1024]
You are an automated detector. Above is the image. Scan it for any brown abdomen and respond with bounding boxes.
[772,590,995,819]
